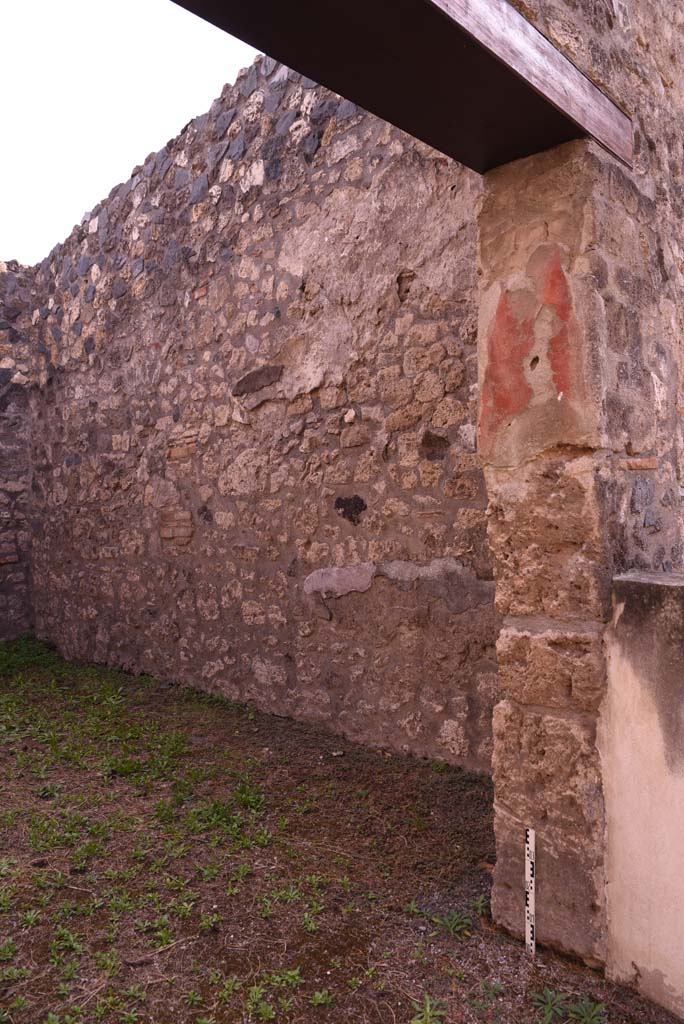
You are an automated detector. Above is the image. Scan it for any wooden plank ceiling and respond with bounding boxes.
[172,0,632,173]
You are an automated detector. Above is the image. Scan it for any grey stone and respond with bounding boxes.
[190,174,209,204]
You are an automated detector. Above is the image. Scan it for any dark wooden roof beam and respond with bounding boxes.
[172,0,633,173]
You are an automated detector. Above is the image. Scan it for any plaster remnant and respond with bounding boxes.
[303,562,377,599]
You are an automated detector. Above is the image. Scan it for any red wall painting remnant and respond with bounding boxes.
[536,246,573,399]
[479,244,577,459]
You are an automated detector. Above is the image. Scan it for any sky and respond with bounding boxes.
[1,0,258,267]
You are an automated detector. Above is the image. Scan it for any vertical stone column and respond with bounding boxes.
[478,141,615,963]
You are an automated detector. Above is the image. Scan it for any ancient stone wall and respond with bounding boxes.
[512,1,684,572]
[479,0,684,994]
[18,58,498,769]
[0,262,34,640]
[7,5,684,1003]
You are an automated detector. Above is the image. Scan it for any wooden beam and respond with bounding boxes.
[427,0,633,165]
[172,0,633,172]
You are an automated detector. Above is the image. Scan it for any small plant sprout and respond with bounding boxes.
[471,894,489,917]
[567,996,607,1023]
[531,988,569,1023]
[309,989,334,1006]
[410,994,448,1024]
[431,909,472,939]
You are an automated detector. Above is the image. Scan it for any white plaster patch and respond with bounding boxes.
[303,563,377,599]
[378,556,464,583]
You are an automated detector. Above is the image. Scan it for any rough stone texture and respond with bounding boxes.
[485,452,613,622]
[479,0,684,978]
[497,619,605,713]
[509,0,684,579]
[493,701,606,963]
[478,143,615,962]
[5,1,684,1001]
[5,57,499,770]
[0,262,34,640]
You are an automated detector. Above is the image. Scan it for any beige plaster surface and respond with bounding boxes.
[601,623,684,1019]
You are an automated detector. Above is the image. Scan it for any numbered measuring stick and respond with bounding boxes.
[525,827,536,957]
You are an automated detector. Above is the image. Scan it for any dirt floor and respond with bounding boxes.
[0,638,679,1024]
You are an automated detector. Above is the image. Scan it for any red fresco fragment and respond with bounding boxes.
[479,246,576,451]
[540,249,574,399]
[479,291,535,448]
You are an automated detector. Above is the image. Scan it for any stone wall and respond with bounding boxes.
[478,0,684,991]
[7,4,684,1002]
[17,57,498,770]
[511,1,684,574]
[0,262,34,640]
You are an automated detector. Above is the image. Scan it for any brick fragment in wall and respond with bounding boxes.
[159,509,194,545]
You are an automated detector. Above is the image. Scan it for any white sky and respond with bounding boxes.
[1,0,258,267]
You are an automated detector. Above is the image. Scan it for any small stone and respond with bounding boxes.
[190,174,209,204]
[77,255,93,277]
[337,99,358,120]
[232,364,283,397]
[215,107,236,138]
[228,131,246,161]
[240,66,258,98]
[174,167,190,189]
[301,131,321,162]
[630,475,655,514]
[276,110,298,135]
[340,423,369,448]
[334,495,367,524]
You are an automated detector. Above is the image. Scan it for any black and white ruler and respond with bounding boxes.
[525,827,536,956]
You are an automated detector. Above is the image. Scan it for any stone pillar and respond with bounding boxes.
[478,141,616,963]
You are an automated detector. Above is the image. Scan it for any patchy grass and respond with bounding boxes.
[0,637,677,1024]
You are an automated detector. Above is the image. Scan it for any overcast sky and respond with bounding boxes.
[1,0,257,267]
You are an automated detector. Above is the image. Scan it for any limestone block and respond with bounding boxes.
[491,700,606,961]
[497,619,606,712]
[492,699,604,836]
[485,454,612,620]
[492,804,605,964]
